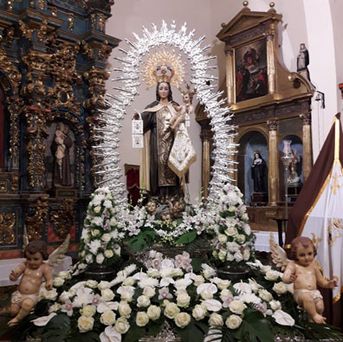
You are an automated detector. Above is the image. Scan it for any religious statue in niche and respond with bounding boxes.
[50,122,74,187]
[287,148,302,187]
[251,151,268,203]
[133,51,196,204]
[235,39,268,102]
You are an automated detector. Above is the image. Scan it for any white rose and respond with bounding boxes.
[94,206,101,214]
[78,315,94,333]
[115,317,130,334]
[192,275,205,286]
[110,217,117,226]
[226,252,234,262]
[226,241,239,253]
[164,302,180,319]
[218,250,227,261]
[40,288,58,301]
[49,303,61,313]
[272,282,288,295]
[228,300,246,315]
[209,313,224,327]
[192,304,207,320]
[100,310,116,325]
[102,233,111,242]
[243,224,251,235]
[96,253,105,264]
[103,200,112,208]
[147,305,161,321]
[104,249,114,258]
[118,301,132,318]
[218,234,228,243]
[92,229,100,236]
[234,251,243,262]
[236,234,246,244]
[225,314,242,329]
[85,280,98,289]
[143,286,155,298]
[270,300,282,311]
[259,289,273,302]
[53,277,65,287]
[123,277,135,286]
[243,248,250,261]
[137,295,150,308]
[225,226,238,236]
[265,270,281,281]
[174,312,191,328]
[58,271,71,280]
[136,311,149,328]
[176,292,191,308]
[147,268,160,278]
[85,254,93,264]
[213,278,230,290]
[98,281,111,290]
[81,305,96,317]
[101,288,115,301]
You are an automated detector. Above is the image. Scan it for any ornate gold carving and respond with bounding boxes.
[19,20,33,40]
[300,112,311,125]
[99,40,112,60]
[25,195,49,241]
[8,96,23,168]
[50,199,75,239]
[91,12,106,32]
[83,67,109,109]
[37,0,46,10]
[50,6,57,16]
[267,119,278,131]
[80,40,94,59]
[0,212,16,245]
[37,19,49,42]
[68,14,74,31]
[7,0,14,11]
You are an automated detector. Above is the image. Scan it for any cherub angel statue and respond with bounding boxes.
[270,235,338,324]
[0,235,70,326]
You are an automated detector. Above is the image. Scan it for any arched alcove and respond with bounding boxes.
[238,131,268,205]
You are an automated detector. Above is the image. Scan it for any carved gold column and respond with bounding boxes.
[266,30,276,95]
[300,113,312,180]
[200,128,212,199]
[267,120,279,206]
[225,48,234,105]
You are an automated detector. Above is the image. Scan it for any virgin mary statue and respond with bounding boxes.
[138,60,196,201]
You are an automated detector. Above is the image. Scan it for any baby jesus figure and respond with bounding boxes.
[1,240,53,326]
[282,237,338,324]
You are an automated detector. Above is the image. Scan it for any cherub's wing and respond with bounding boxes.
[269,233,289,271]
[48,234,70,267]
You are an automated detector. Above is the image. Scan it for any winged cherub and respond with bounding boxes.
[270,235,338,324]
[0,235,70,326]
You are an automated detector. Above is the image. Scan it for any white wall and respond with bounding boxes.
[105,0,341,196]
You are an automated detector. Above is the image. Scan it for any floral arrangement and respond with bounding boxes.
[27,251,301,342]
[210,184,255,267]
[79,187,125,266]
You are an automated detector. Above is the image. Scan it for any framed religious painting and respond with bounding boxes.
[234,38,268,103]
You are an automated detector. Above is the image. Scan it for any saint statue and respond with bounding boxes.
[51,122,73,187]
[137,61,196,201]
[251,151,267,193]
[297,43,310,81]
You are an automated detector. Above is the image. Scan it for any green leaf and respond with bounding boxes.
[175,320,206,342]
[191,257,202,273]
[127,229,157,252]
[175,231,197,245]
[123,326,146,342]
[234,311,274,342]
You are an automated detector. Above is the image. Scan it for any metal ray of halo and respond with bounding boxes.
[94,21,238,209]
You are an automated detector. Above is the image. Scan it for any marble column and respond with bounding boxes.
[267,120,279,206]
[300,113,312,180]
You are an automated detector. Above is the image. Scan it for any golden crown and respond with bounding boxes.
[142,49,185,88]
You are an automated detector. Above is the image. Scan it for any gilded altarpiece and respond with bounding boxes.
[216,4,314,231]
[0,0,119,256]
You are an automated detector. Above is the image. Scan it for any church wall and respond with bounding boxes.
[106,0,341,200]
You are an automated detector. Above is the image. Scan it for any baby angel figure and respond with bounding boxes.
[1,240,53,326]
[281,237,338,324]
